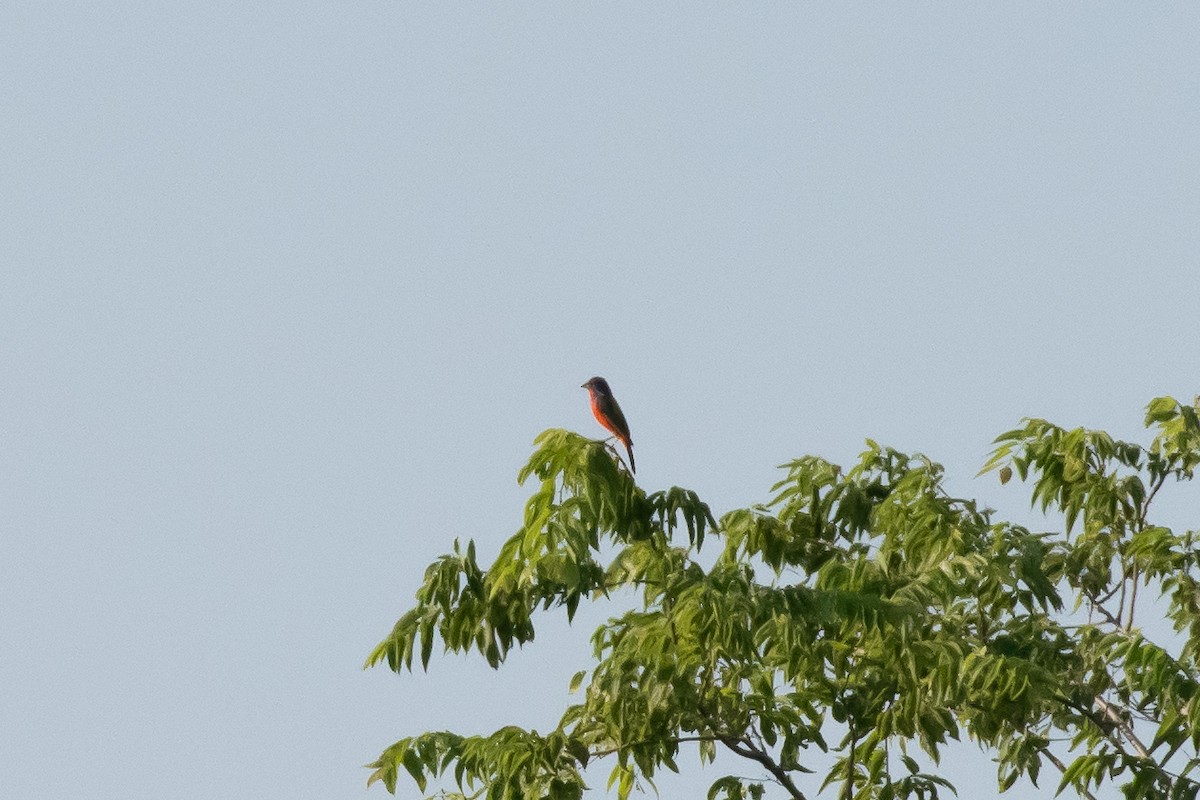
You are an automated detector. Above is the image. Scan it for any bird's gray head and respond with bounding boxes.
[581,376,612,396]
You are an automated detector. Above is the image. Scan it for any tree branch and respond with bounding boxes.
[1084,593,1123,628]
[590,727,811,800]
[717,734,809,800]
[692,698,809,800]
[1094,697,1150,759]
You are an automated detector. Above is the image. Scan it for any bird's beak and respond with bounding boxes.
[580,382,588,388]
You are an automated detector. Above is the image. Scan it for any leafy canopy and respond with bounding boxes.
[366,397,1200,800]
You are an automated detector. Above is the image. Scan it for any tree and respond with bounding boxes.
[365,396,1200,800]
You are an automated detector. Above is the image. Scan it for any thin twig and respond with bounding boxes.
[589,735,714,760]
[1126,569,1139,630]
[1140,473,1169,526]
[1117,573,1128,628]
[842,728,858,800]
[1040,748,1099,800]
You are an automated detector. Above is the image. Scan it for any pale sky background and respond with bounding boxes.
[3,4,1198,799]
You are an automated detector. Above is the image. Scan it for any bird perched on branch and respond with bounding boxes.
[581,376,635,474]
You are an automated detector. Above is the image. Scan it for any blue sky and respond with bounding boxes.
[2,4,1198,798]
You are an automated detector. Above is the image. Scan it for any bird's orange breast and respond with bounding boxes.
[589,394,629,443]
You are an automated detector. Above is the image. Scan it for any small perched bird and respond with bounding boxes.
[581,376,635,474]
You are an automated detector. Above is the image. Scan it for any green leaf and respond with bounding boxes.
[1146,396,1180,425]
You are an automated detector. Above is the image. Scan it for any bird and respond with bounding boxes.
[581,376,635,474]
